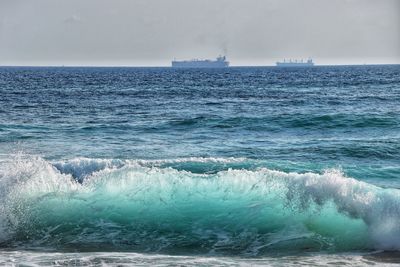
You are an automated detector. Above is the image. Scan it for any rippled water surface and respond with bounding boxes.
[0,65,400,265]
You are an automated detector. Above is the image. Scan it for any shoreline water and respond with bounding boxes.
[2,250,400,266]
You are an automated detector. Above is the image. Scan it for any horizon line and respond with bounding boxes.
[1,63,399,68]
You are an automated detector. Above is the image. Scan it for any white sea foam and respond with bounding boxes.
[0,156,399,251]
[1,251,396,267]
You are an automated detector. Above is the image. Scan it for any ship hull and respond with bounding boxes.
[171,61,229,68]
[276,62,314,67]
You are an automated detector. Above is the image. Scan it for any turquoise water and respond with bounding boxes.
[0,65,400,265]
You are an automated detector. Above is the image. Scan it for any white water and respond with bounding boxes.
[0,155,399,253]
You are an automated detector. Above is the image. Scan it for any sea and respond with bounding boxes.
[0,65,400,266]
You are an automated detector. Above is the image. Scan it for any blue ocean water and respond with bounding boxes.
[0,65,400,265]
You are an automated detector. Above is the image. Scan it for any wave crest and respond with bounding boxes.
[0,156,399,254]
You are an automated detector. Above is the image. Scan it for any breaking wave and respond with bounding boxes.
[0,155,399,255]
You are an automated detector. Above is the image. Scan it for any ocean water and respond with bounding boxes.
[0,65,400,266]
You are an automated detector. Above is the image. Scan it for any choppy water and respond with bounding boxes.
[0,65,400,265]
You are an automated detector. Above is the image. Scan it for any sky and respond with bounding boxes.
[0,0,399,66]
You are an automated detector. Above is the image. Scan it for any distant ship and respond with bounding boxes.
[172,55,229,68]
[276,58,315,67]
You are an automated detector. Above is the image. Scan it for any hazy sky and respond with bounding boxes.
[1,0,399,66]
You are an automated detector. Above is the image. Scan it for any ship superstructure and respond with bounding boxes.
[276,58,314,67]
[172,56,229,68]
